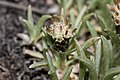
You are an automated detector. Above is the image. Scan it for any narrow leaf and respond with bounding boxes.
[63,66,73,80]
[86,21,98,37]
[74,21,85,38]
[79,62,86,80]
[75,0,84,12]
[36,15,51,32]
[75,39,86,58]
[22,19,35,42]
[107,40,113,68]
[105,30,120,48]
[78,58,98,80]
[114,74,120,80]
[28,5,34,26]
[75,6,87,27]
[57,0,62,5]
[29,61,47,68]
[75,39,86,80]
[24,49,44,59]
[46,52,58,80]
[42,37,48,50]
[83,13,94,21]
[101,36,112,73]
[103,67,120,80]
[70,9,75,28]
[75,39,98,80]
[88,0,98,10]
[96,14,107,30]
[95,39,102,75]
[82,37,100,50]
[35,15,51,42]
[65,0,73,11]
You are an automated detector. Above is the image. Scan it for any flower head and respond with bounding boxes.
[46,16,76,42]
[108,0,120,25]
[45,15,77,52]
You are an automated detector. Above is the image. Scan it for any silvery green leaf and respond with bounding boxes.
[101,36,113,73]
[103,67,120,80]
[22,19,35,42]
[64,0,73,11]
[75,6,87,27]
[83,13,94,21]
[57,0,62,5]
[46,52,58,80]
[65,60,74,67]
[78,58,98,80]
[86,21,98,37]
[105,30,120,49]
[107,40,113,68]
[96,14,107,30]
[29,61,47,68]
[63,66,73,80]
[36,15,51,32]
[28,5,34,26]
[42,37,48,50]
[79,62,86,80]
[74,21,85,38]
[82,37,100,50]
[24,49,44,59]
[75,39,86,80]
[95,39,102,75]
[70,9,75,28]
[75,0,84,12]
[88,0,98,10]
[114,74,120,80]
[35,15,51,43]
[75,39,86,58]
[75,39,98,80]
[17,33,30,44]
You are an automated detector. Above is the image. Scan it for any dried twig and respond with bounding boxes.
[0,65,9,73]
[0,1,54,14]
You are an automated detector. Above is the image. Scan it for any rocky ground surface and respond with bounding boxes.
[0,0,59,80]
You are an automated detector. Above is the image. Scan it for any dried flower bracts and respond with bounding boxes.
[107,0,120,25]
[45,15,77,52]
[46,16,76,43]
